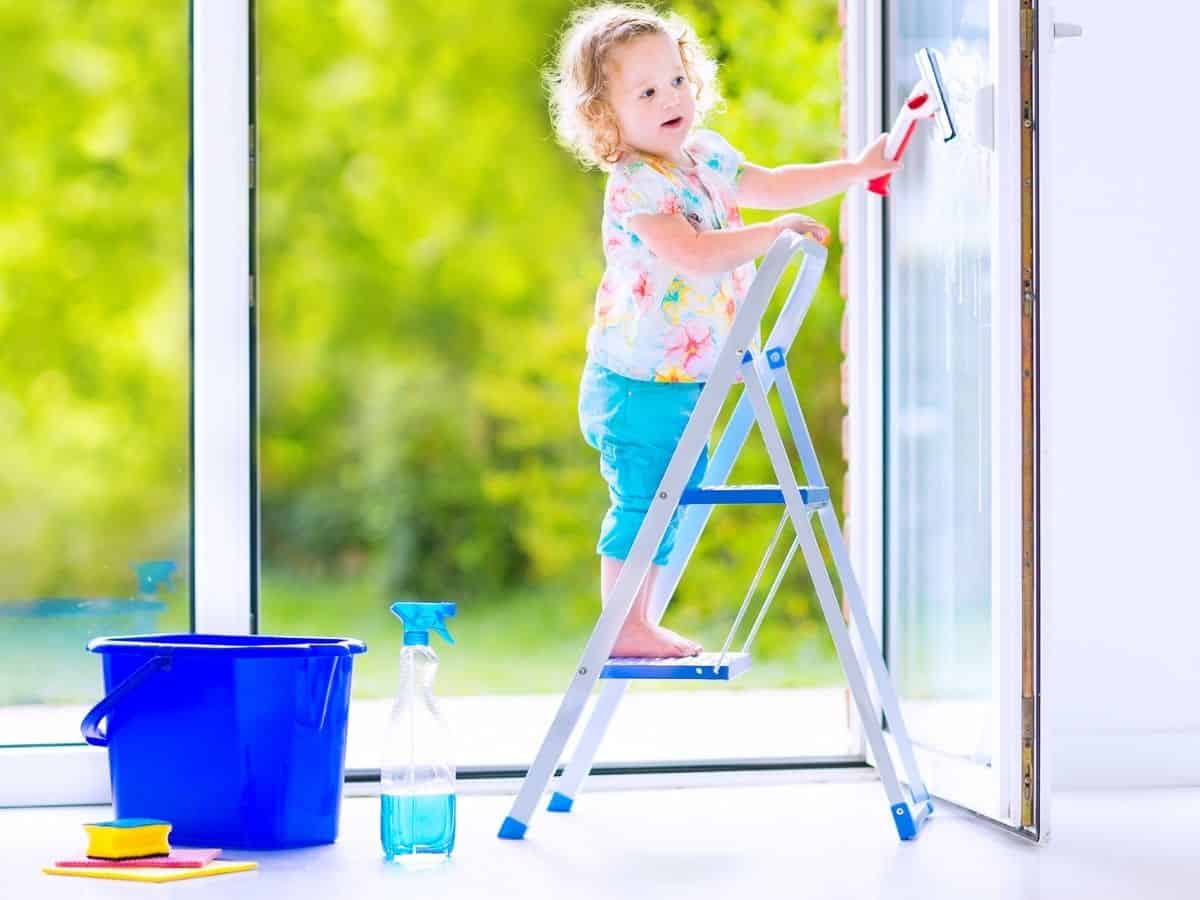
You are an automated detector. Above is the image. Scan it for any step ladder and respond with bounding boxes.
[498,234,933,842]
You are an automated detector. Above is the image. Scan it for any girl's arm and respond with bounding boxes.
[735,133,901,210]
[628,212,827,279]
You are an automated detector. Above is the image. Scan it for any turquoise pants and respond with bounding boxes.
[578,361,708,567]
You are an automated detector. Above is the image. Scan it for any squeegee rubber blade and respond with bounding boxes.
[917,47,957,142]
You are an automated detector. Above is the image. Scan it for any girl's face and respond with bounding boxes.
[605,32,696,164]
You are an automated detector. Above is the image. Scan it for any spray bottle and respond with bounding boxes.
[381,601,457,863]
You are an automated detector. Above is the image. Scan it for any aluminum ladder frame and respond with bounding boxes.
[498,233,933,842]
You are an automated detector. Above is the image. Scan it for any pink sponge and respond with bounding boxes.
[55,849,221,869]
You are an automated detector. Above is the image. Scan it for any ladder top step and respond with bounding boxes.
[601,652,751,681]
[679,485,830,507]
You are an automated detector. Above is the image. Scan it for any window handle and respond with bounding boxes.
[1053,22,1083,38]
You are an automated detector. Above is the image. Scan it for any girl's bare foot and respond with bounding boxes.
[610,620,702,658]
[599,557,701,659]
[657,624,702,656]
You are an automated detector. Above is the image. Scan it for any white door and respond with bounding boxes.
[847,0,1045,840]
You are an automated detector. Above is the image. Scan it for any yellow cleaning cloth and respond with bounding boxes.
[43,861,258,883]
[83,818,172,860]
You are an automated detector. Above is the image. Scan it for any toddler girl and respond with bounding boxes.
[547,3,899,659]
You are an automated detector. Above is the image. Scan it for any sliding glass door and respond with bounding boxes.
[254,0,858,772]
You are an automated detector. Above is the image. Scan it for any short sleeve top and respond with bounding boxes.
[587,129,756,383]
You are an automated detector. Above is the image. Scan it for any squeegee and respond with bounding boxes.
[868,47,958,196]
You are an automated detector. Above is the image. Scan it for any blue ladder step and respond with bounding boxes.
[679,484,830,508]
[600,651,751,681]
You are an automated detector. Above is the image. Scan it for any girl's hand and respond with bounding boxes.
[773,213,831,246]
[854,132,903,180]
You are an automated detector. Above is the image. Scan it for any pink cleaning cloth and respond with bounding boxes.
[54,849,221,869]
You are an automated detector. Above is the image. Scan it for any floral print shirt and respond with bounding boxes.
[587,129,755,383]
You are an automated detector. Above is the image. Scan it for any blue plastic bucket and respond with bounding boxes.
[82,634,366,849]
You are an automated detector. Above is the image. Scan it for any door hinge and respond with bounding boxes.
[1020,5,1036,57]
[1021,697,1035,825]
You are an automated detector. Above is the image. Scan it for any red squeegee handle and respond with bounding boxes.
[867,91,929,197]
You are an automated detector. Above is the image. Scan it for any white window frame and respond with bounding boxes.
[0,0,252,807]
[841,0,886,765]
[191,0,255,636]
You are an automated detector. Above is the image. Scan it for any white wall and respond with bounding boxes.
[1042,0,1200,788]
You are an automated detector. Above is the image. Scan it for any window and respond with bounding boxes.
[0,3,189,750]
[256,1,858,772]
[3,1,871,796]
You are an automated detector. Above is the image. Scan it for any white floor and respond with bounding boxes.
[9,777,1200,899]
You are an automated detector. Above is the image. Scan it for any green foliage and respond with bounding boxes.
[0,2,189,599]
[2,0,847,682]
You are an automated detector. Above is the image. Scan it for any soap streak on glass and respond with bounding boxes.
[885,0,994,763]
[933,41,992,513]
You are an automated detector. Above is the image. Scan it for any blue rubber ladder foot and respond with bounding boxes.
[891,798,935,841]
[547,791,574,813]
[498,816,528,840]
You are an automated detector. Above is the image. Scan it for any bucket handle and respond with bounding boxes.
[303,638,359,730]
[81,654,172,747]
[309,640,363,728]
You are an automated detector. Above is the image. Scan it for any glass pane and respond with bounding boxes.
[259,1,855,769]
[884,1,993,761]
[0,4,190,746]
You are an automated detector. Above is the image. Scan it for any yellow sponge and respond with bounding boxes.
[83,818,172,861]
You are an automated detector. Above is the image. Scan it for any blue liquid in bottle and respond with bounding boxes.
[381,794,456,861]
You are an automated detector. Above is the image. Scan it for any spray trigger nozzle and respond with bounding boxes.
[391,601,456,646]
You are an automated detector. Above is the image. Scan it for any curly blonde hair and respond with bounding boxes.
[544,3,723,171]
